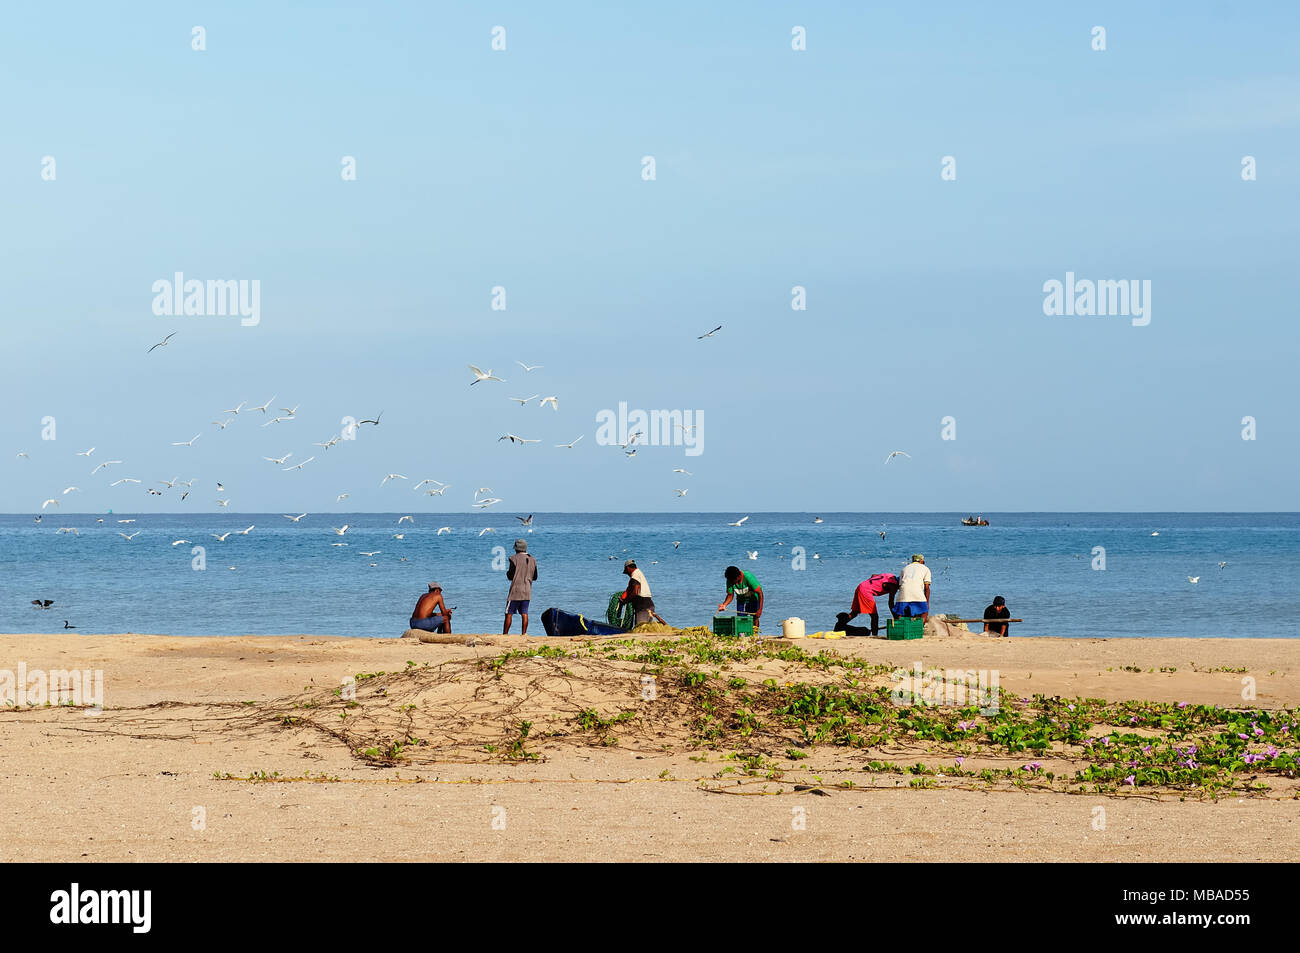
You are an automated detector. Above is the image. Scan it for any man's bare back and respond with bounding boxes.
[413,590,443,619]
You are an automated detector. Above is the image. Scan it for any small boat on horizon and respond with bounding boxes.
[961,516,989,526]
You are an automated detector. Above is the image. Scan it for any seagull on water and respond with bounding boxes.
[57,527,79,535]
[746,551,758,560]
[469,364,505,385]
[1188,576,1200,584]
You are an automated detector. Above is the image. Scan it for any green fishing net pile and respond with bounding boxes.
[606,592,636,630]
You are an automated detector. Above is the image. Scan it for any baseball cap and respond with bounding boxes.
[911,553,925,563]
[428,582,441,591]
[623,559,636,569]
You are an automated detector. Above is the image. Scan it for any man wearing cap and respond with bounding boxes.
[504,539,538,635]
[410,582,452,634]
[894,554,932,621]
[620,559,656,627]
[983,596,1011,637]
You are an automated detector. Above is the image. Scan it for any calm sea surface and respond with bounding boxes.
[2,513,1297,639]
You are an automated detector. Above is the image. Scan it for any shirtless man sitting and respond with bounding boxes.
[409,582,452,634]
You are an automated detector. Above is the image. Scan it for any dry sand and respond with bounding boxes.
[1,630,1296,862]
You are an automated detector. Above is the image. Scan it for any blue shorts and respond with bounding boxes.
[735,595,759,615]
[893,601,928,618]
[506,600,530,615]
[409,615,445,632]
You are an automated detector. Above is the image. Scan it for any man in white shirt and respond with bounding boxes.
[895,554,932,621]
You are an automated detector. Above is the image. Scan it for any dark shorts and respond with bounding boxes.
[506,599,530,615]
[735,595,759,615]
[409,615,445,632]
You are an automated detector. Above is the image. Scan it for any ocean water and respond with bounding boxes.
[1,513,1297,639]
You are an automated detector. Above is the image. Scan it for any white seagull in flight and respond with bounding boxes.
[885,450,911,464]
[282,456,315,471]
[380,473,407,486]
[148,331,176,353]
[172,434,200,447]
[727,516,750,526]
[469,364,505,385]
[555,435,584,448]
[538,396,558,411]
[515,361,543,372]
[283,513,307,522]
[265,453,292,465]
[697,325,722,339]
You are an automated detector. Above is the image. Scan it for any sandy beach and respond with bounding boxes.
[1,629,1297,862]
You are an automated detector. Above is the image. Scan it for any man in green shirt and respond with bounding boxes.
[719,565,764,630]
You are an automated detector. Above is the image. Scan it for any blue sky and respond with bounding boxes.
[2,2,1298,513]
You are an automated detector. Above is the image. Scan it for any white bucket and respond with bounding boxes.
[782,617,805,639]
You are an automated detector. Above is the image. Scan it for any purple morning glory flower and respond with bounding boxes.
[1123,775,1135,786]
[1177,702,1188,709]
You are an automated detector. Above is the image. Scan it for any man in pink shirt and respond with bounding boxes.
[845,573,899,637]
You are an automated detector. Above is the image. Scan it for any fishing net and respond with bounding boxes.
[606,591,635,630]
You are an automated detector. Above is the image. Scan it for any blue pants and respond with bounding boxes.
[409,615,446,632]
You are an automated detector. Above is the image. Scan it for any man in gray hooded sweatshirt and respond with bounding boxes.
[504,538,538,635]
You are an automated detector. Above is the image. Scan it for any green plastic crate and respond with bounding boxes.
[887,616,924,640]
[713,614,755,636]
